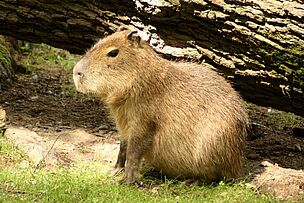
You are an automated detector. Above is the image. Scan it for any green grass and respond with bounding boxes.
[266,110,304,131]
[246,102,304,131]
[0,134,26,166]
[0,137,276,203]
[19,43,81,72]
[0,166,274,203]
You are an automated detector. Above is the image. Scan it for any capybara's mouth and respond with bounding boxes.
[73,74,86,93]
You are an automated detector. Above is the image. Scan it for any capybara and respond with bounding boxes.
[73,26,249,184]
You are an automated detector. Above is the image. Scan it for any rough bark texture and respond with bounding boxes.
[0,0,303,116]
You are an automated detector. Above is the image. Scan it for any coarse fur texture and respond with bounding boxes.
[73,26,249,183]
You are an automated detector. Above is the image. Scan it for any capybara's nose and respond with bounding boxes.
[75,71,84,78]
[73,59,88,78]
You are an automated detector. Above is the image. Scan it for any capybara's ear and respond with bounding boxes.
[127,31,141,47]
[117,25,129,32]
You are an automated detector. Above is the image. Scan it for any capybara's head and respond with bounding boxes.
[73,26,150,98]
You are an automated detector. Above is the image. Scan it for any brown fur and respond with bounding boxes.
[73,26,249,183]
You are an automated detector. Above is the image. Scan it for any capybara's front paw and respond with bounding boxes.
[119,177,138,185]
[119,170,140,185]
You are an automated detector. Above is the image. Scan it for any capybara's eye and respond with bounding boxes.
[107,49,119,57]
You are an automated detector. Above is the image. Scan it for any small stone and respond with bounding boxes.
[31,74,38,80]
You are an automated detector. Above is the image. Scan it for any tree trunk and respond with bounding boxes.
[0,0,303,116]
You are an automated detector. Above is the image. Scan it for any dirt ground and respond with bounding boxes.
[0,69,304,201]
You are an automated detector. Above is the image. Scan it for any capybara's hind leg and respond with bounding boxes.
[109,139,127,175]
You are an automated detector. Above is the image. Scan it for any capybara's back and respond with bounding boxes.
[73,26,249,183]
[144,62,248,181]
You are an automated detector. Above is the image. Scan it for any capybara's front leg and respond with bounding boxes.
[122,142,142,184]
[121,123,155,184]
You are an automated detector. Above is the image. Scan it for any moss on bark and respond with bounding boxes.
[0,36,14,84]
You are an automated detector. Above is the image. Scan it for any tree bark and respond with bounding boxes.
[0,0,303,116]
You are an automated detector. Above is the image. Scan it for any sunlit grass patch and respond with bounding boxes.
[19,43,81,71]
[0,135,27,167]
[0,161,276,203]
[246,102,304,131]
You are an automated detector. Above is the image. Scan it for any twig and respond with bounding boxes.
[33,133,62,173]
